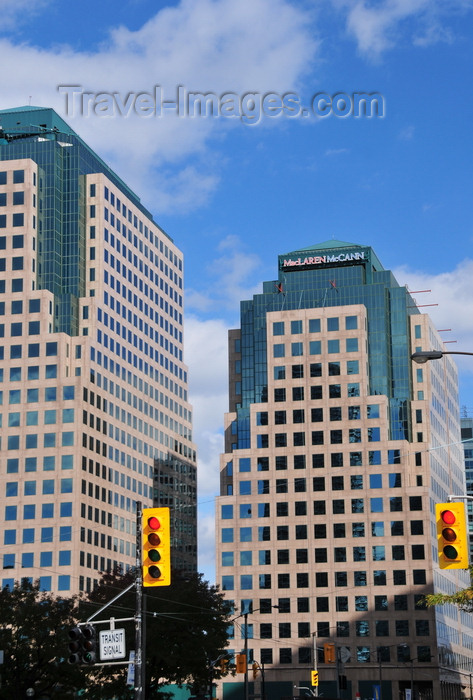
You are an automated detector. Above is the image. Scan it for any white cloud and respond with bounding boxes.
[185,316,229,496]
[197,508,217,584]
[0,0,317,213]
[325,147,350,156]
[398,125,415,140]
[186,235,263,313]
[0,0,51,32]
[331,0,473,57]
[394,258,473,378]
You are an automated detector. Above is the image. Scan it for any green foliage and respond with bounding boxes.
[0,579,83,699]
[424,565,473,612]
[0,571,232,699]
[82,569,233,699]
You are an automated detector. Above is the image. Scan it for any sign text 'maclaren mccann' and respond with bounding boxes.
[282,251,366,268]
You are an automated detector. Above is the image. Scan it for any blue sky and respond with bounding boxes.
[2,0,473,582]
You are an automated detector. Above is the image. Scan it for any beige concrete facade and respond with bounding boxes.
[0,151,196,595]
[216,285,473,700]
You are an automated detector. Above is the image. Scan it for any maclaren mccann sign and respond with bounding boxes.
[281,250,366,269]
[99,628,126,660]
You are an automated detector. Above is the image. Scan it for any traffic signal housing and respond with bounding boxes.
[436,502,469,570]
[236,653,247,674]
[67,625,97,665]
[142,507,171,587]
[68,627,82,664]
[252,661,259,679]
[323,642,336,664]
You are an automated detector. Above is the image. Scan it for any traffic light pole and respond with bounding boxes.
[312,633,318,698]
[135,501,144,700]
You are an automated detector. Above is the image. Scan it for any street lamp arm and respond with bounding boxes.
[411,350,473,364]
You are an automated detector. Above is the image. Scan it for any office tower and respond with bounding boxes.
[460,416,473,563]
[216,241,472,700]
[0,106,196,595]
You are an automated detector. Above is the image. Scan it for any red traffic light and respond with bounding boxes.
[436,502,469,569]
[148,516,160,530]
[142,507,171,587]
[440,510,456,525]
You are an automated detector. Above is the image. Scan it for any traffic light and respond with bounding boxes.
[142,507,171,587]
[81,625,97,665]
[67,625,97,665]
[252,661,259,679]
[323,642,336,663]
[435,502,469,569]
[236,653,247,673]
[339,675,347,690]
[68,627,82,664]
[219,657,229,674]
[311,670,319,687]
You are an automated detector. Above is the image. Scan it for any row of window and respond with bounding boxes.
[0,234,25,249]
[6,478,72,496]
[6,455,73,473]
[2,549,71,569]
[2,575,71,592]
[202,644,432,666]
[274,383,361,401]
[256,427,382,447]
[0,190,25,206]
[0,169,25,184]
[239,474,402,496]
[5,408,74,426]
[231,618,430,640]
[221,568,427,590]
[0,299,40,315]
[0,214,25,228]
[235,450,403,473]
[272,316,358,335]
[0,343,58,365]
[256,404,379,425]
[80,526,135,558]
[221,518,421,542]
[273,361,359,380]
[222,495,422,519]
[3,525,72,545]
[5,431,75,449]
[5,499,73,521]
[222,543,425,566]
[231,593,426,615]
[273,338,360,358]
[235,496,414,519]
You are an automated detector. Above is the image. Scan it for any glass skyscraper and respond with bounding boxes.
[0,106,196,594]
[216,240,472,700]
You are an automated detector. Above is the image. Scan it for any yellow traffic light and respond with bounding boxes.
[252,662,259,679]
[311,670,319,687]
[236,653,247,674]
[323,642,336,663]
[142,507,171,587]
[435,502,469,570]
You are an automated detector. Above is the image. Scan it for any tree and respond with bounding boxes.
[0,579,83,699]
[82,569,233,699]
[424,566,473,611]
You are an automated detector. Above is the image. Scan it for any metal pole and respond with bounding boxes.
[141,591,147,696]
[135,501,143,700]
[312,633,318,698]
[377,647,382,700]
[244,612,249,700]
[410,660,414,700]
[261,662,266,700]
